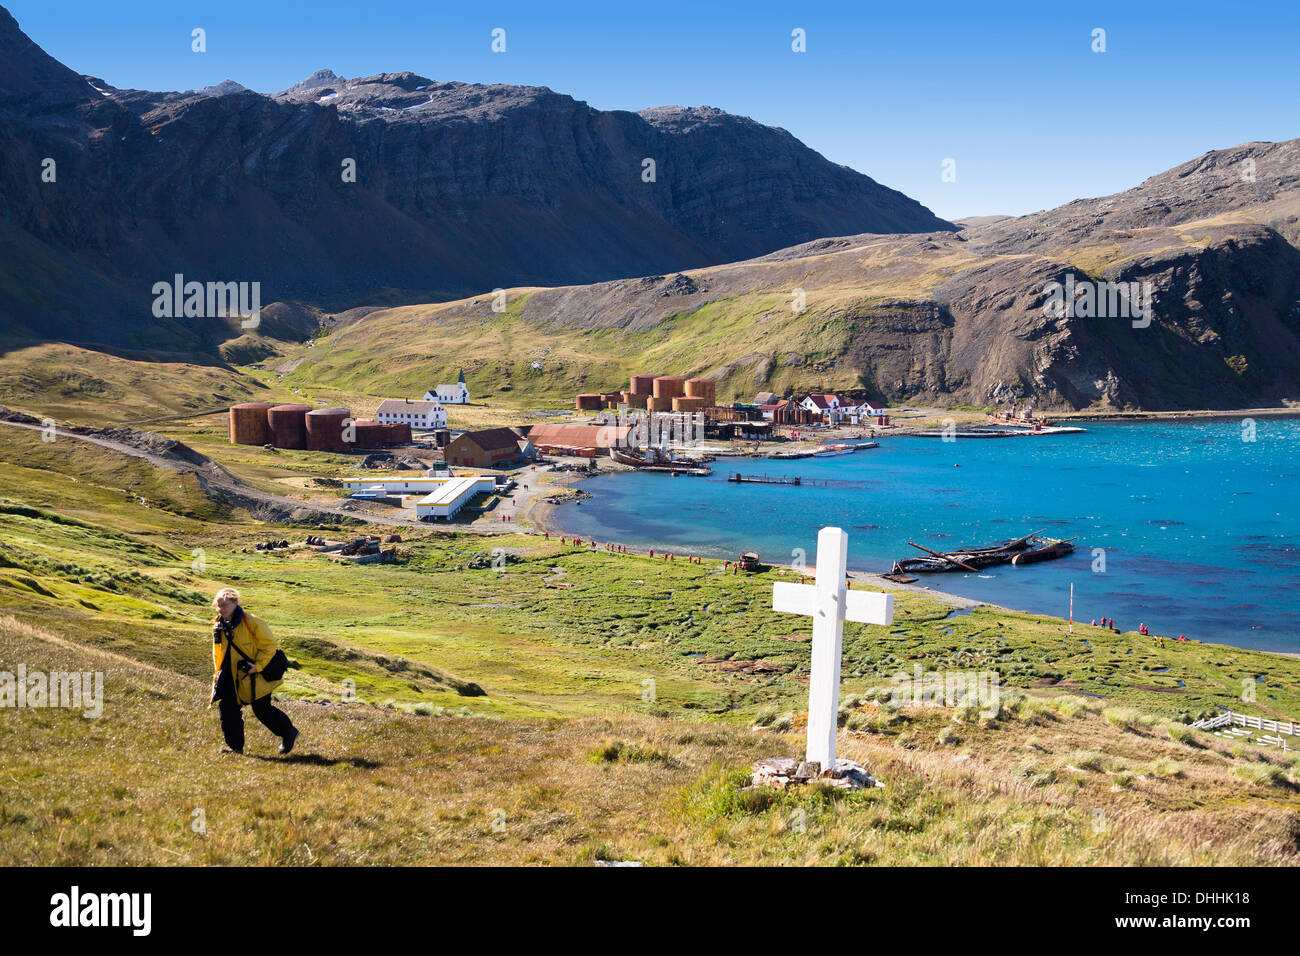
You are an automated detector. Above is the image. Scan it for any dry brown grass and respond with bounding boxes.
[4,615,1299,866]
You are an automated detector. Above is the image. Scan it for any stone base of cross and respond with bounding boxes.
[773,527,894,769]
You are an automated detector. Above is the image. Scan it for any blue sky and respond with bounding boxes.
[10,0,1299,220]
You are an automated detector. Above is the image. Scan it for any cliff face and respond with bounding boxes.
[0,8,952,347]
[289,139,1300,412]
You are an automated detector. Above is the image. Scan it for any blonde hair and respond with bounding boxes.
[212,587,241,611]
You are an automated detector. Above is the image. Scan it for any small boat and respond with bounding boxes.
[738,551,761,572]
[881,572,918,584]
[811,443,855,457]
[610,447,657,467]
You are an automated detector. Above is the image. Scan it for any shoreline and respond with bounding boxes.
[528,481,1300,660]
[520,438,1297,660]
[1058,405,1300,423]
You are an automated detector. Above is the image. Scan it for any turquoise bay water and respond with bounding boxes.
[550,420,1300,652]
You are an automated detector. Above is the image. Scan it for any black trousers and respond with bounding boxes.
[218,691,295,752]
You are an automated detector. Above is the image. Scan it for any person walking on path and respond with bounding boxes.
[210,587,299,756]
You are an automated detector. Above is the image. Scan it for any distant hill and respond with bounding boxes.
[0,5,952,350]
[283,139,1300,411]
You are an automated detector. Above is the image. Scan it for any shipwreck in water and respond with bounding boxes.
[886,531,1074,579]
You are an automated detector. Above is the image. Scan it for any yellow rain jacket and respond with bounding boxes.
[211,610,284,706]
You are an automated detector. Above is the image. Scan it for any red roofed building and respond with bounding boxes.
[799,393,841,413]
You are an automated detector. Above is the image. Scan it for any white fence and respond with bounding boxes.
[1191,710,1299,736]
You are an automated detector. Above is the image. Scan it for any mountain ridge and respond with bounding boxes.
[278,137,1300,411]
[0,6,952,349]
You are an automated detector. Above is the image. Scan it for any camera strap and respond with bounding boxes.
[220,625,256,699]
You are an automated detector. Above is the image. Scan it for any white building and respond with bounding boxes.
[425,369,469,405]
[342,473,495,520]
[799,394,842,416]
[376,398,446,430]
[414,475,495,520]
[843,401,885,424]
[343,477,449,496]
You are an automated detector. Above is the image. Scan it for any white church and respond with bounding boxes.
[425,369,469,405]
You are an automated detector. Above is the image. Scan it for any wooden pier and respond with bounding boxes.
[729,472,802,485]
[727,472,874,489]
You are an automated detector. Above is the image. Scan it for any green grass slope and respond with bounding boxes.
[5,428,1300,863]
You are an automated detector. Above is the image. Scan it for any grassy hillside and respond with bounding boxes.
[7,611,1300,866]
[6,426,1300,724]
[4,427,1300,864]
[0,340,265,425]
[261,207,1300,412]
[269,284,926,407]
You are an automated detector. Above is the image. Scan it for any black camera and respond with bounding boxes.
[238,659,255,675]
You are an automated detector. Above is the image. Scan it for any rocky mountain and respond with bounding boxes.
[0,5,952,349]
[286,139,1300,411]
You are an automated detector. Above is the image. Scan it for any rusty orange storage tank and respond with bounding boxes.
[305,407,351,453]
[266,404,311,449]
[652,376,685,399]
[673,396,706,412]
[630,374,656,395]
[576,393,603,410]
[384,422,413,444]
[646,396,674,411]
[229,403,272,445]
[351,419,387,449]
[685,377,716,404]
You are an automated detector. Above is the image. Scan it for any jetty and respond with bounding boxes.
[727,472,875,489]
[910,425,1086,438]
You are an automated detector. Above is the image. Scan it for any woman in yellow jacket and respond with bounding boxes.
[210,587,299,755]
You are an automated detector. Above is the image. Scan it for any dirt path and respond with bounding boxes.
[0,418,424,528]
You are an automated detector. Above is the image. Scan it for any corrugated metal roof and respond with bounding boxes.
[526,423,631,448]
[455,427,525,451]
[376,399,444,416]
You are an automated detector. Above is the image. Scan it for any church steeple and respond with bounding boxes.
[457,368,466,385]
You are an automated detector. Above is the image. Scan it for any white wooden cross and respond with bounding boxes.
[773,527,894,769]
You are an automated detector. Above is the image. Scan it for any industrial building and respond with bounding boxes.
[414,475,496,520]
[526,423,631,456]
[342,477,449,496]
[342,474,496,521]
[446,427,525,468]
